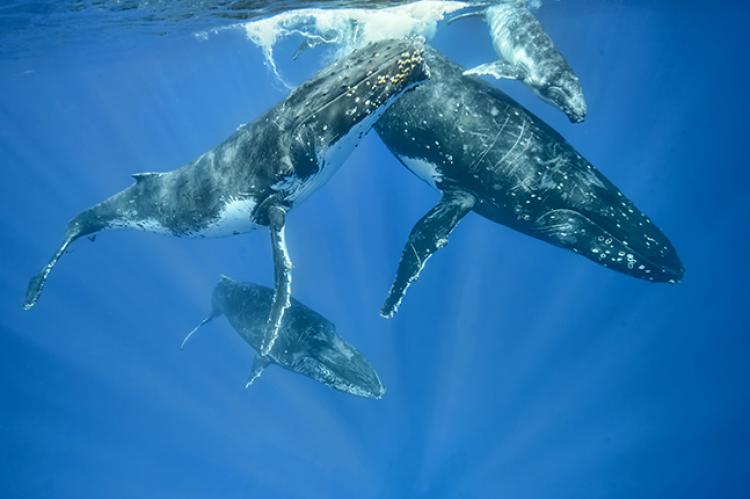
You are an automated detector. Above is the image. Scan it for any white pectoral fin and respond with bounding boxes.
[292,40,314,61]
[261,204,293,356]
[245,354,271,389]
[464,60,526,81]
[381,189,476,319]
[447,9,486,24]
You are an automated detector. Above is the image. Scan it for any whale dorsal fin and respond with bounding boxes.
[131,172,162,183]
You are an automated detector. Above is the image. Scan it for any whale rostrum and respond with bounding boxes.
[183,276,386,399]
[455,1,587,123]
[375,47,683,318]
[24,38,431,353]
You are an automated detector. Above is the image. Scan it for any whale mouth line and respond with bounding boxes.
[535,208,684,281]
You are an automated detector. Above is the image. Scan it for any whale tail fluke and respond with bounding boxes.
[23,209,108,310]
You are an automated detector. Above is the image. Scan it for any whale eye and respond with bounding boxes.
[545,85,567,102]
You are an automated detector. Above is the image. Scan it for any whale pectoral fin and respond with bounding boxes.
[245,354,271,389]
[464,61,526,81]
[381,189,476,319]
[292,39,324,60]
[292,40,311,61]
[180,311,220,350]
[261,204,293,356]
[24,232,76,310]
[447,9,486,24]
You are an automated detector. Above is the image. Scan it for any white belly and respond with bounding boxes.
[272,90,395,206]
[400,155,443,191]
[112,197,260,238]
[195,197,260,237]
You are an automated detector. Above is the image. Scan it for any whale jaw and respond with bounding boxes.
[292,334,386,399]
[534,208,684,283]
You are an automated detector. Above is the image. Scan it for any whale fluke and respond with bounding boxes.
[381,189,476,318]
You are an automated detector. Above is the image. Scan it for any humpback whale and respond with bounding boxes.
[183,276,385,399]
[457,1,587,123]
[375,47,683,318]
[24,38,430,353]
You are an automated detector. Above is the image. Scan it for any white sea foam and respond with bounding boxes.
[196,0,548,86]
[199,1,470,86]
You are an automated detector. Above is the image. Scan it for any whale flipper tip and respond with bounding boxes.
[23,271,46,311]
[379,306,397,320]
[180,313,218,350]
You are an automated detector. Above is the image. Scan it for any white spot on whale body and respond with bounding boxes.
[111,197,260,238]
[110,217,173,235]
[400,155,443,191]
[197,197,259,237]
[222,141,240,163]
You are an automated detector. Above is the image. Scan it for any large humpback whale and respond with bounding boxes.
[457,1,587,123]
[183,276,385,399]
[375,47,683,318]
[24,38,429,353]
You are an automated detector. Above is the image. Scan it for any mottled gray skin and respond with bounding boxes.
[464,1,586,123]
[376,48,683,317]
[204,277,385,398]
[24,38,430,325]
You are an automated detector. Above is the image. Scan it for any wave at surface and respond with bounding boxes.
[0,0,487,60]
[0,0,546,61]
[204,1,472,87]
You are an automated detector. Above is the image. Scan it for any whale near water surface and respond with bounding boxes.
[24,37,431,355]
[375,47,683,317]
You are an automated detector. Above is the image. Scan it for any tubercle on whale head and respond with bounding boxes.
[283,37,430,141]
[214,277,386,398]
[532,208,685,284]
[210,275,235,315]
[210,275,270,318]
[291,333,386,399]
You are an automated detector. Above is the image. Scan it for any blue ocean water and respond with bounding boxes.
[1,1,749,498]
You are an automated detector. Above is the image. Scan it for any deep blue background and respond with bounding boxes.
[1,1,749,498]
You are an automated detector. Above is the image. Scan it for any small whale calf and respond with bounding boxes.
[376,47,683,317]
[458,1,587,123]
[24,38,430,354]
[183,276,385,399]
